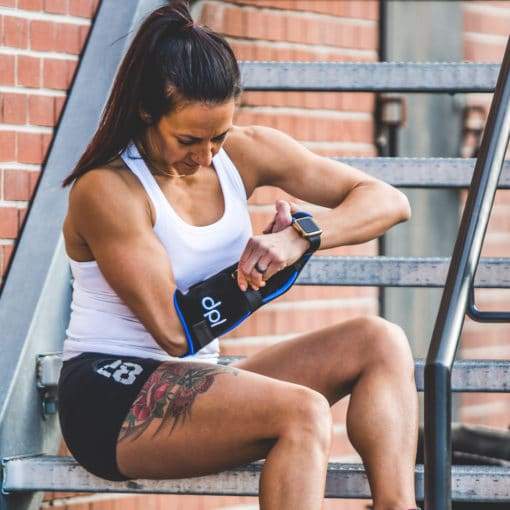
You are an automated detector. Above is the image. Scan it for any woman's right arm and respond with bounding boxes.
[68,168,188,357]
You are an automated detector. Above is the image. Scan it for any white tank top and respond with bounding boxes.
[62,140,253,362]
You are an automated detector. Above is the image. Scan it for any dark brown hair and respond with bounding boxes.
[62,0,242,187]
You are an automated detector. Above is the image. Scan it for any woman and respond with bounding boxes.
[57,2,420,509]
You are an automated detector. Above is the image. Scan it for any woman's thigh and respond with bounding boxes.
[116,359,330,480]
[230,316,402,405]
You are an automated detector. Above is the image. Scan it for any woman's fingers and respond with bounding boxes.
[239,200,300,291]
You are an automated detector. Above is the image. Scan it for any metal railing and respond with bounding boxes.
[424,37,510,510]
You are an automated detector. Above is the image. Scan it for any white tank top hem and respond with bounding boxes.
[62,141,252,363]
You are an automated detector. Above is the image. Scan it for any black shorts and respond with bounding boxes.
[57,351,164,481]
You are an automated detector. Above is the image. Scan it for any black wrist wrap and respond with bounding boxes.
[173,250,313,357]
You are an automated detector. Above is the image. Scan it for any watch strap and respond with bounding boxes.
[291,211,321,254]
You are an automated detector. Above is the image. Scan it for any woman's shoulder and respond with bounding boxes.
[224,124,282,159]
[69,157,152,217]
[67,158,151,232]
[70,157,134,196]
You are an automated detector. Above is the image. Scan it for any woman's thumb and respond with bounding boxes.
[288,201,300,214]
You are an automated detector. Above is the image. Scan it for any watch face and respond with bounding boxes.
[297,217,321,234]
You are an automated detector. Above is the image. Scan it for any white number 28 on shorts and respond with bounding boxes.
[96,359,143,385]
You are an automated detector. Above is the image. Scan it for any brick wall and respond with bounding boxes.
[1,1,379,509]
[460,0,510,428]
[0,0,99,282]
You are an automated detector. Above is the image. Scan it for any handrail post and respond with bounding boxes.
[424,362,452,508]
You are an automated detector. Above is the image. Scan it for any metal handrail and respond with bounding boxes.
[424,37,510,510]
[467,286,510,322]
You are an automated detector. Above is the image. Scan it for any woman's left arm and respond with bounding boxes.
[250,125,411,250]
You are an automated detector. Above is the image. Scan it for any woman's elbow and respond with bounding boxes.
[400,193,412,221]
[157,331,189,357]
[393,190,411,223]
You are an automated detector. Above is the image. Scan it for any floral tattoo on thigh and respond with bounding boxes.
[118,363,238,442]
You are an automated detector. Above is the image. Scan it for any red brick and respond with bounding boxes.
[4,170,31,200]
[247,9,266,39]
[224,6,244,37]
[18,207,28,228]
[367,0,379,21]
[1,244,15,278]
[0,0,16,6]
[3,93,27,125]
[44,0,67,14]
[28,94,55,126]
[18,0,44,10]
[464,39,506,62]
[0,208,19,238]
[42,58,74,90]
[17,56,41,88]
[30,20,57,52]
[17,132,44,164]
[200,3,224,29]
[225,304,375,339]
[3,17,29,49]
[42,133,52,157]
[54,96,66,121]
[55,23,81,54]
[28,170,40,195]
[0,131,16,161]
[78,25,90,47]
[0,55,15,86]
[236,110,373,142]
[68,0,95,18]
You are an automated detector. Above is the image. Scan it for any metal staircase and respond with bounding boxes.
[0,1,508,509]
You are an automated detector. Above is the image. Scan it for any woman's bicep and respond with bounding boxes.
[69,172,187,356]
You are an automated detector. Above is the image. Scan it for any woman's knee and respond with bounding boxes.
[282,387,333,453]
[358,316,415,376]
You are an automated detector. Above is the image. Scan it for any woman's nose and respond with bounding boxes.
[192,144,214,167]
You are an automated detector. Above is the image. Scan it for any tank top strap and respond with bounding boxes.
[215,148,248,202]
[119,141,167,216]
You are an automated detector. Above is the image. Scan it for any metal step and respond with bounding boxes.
[3,455,510,501]
[37,354,510,393]
[301,256,510,288]
[240,62,499,93]
[335,158,510,189]
[67,256,510,288]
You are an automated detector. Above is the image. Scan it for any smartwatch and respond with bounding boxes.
[291,211,322,254]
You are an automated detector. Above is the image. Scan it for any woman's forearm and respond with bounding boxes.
[311,181,411,250]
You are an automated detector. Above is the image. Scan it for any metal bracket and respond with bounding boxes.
[36,353,63,417]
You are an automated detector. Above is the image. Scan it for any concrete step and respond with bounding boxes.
[2,455,510,502]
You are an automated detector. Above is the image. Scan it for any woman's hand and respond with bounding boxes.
[237,200,303,291]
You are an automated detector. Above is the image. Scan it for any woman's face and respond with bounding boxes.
[152,99,236,175]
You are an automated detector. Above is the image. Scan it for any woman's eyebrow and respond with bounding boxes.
[177,128,231,141]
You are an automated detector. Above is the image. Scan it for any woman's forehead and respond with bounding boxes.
[164,100,235,134]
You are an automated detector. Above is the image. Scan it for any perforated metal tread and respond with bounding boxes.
[3,455,510,501]
[335,158,510,189]
[240,62,499,92]
[38,354,510,392]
